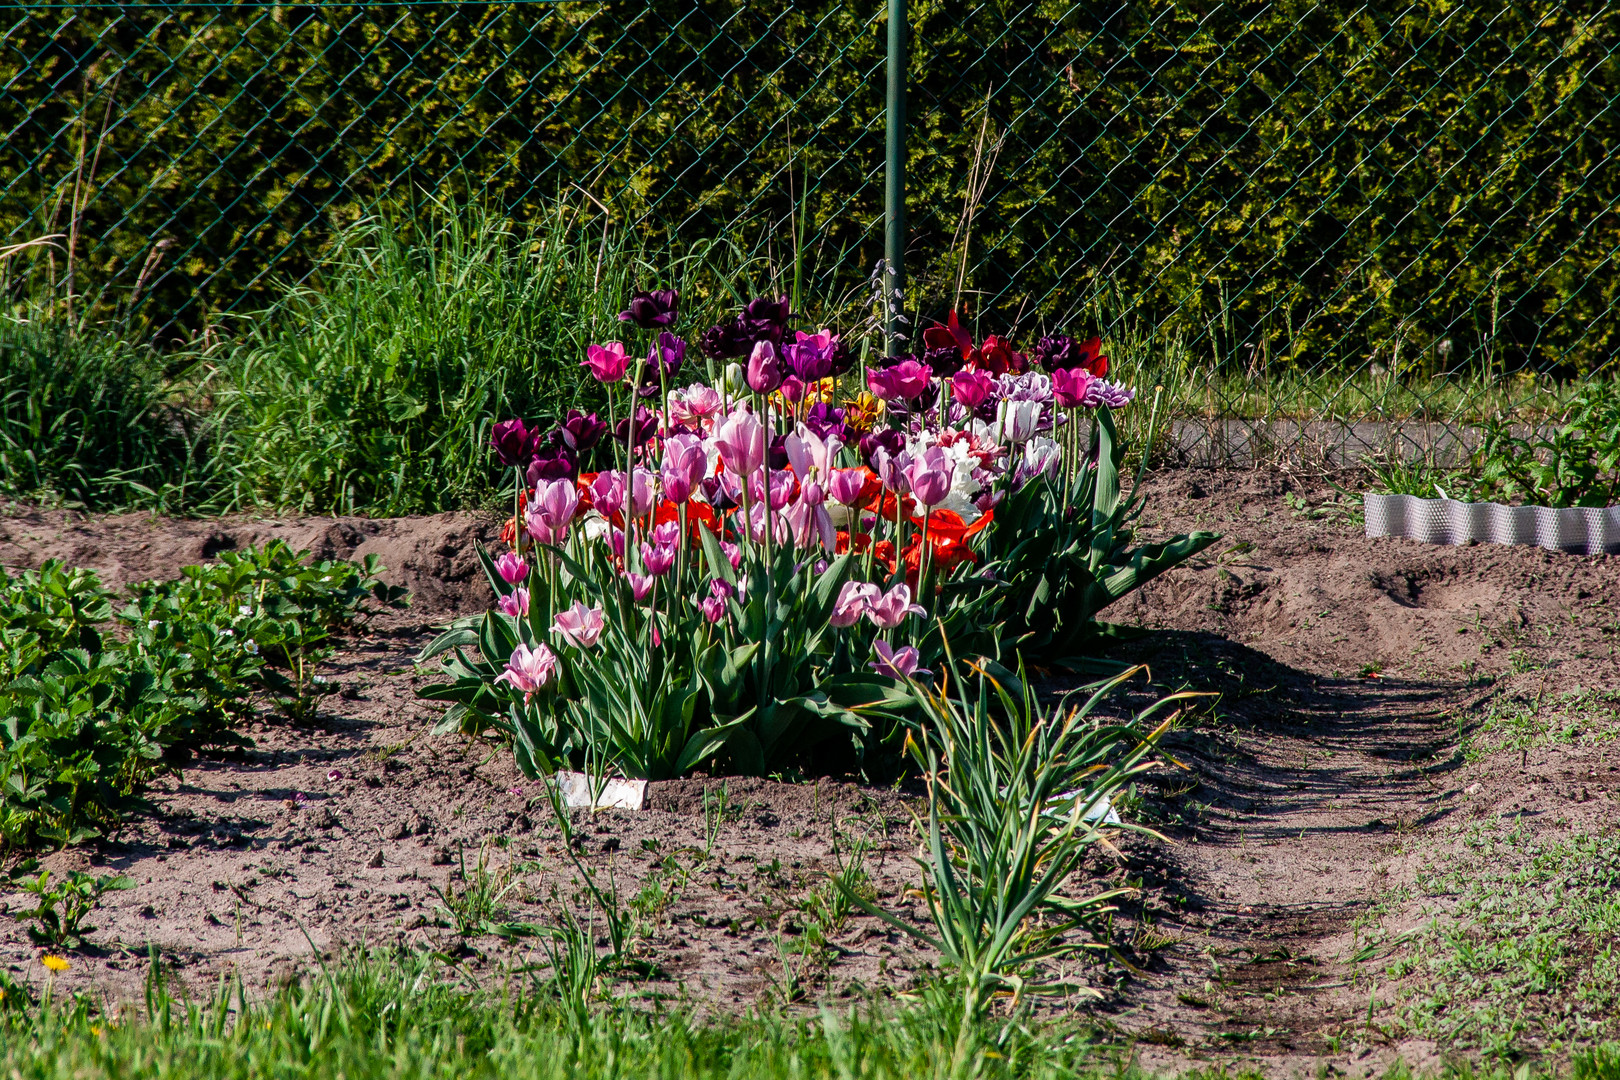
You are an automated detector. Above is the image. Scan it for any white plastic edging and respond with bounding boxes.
[1365,493,1620,555]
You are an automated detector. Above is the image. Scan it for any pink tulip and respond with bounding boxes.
[629,468,656,518]
[780,376,805,403]
[591,471,627,519]
[715,408,766,478]
[661,432,708,504]
[495,551,528,585]
[866,583,925,628]
[609,527,627,561]
[870,640,931,680]
[828,468,868,506]
[496,587,529,618]
[903,446,955,508]
[746,340,783,393]
[873,448,910,495]
[952,368,996,410]
[625,571,655,601]
[830,581,881,628]
[583,342,631,383]
[785,424,837,482]
[867,359,932,401]
[651,520,681,548]
[641,542,676,577]
[494,642,558,700]
[669,384,724,430]
[699,595,728,623]
[1051,367,1100,408]
[720,541,742,570]
[533,477,580,532]
[551,601,605,648]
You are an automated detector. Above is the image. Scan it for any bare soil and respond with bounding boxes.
[1,469,1616,1075]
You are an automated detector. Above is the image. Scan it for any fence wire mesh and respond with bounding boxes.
[3,1,1617,466]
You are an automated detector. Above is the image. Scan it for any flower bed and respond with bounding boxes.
[417,291,1217,779]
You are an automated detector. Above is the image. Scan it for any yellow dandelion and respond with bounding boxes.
[41,955,69,972]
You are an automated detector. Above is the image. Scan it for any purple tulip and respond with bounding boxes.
[921,344,965,377]
[1097,380,1136,409]
[619,288,679,329]
[700,595,728,623]
[782,340,833,382]
[491,419,537,468]
[903,446,955,508]
[951,369,995,410]
[870,639,931,680]
[746,340,784,393]
[873,448,910,495]
[558,409,607,452]
[528,478,580,543]
[583,342,631,383]
[629,468,656,518]
[803,402,846,441]
[867,359,932,401]
[649,332,687,381]
[702,474,738,511]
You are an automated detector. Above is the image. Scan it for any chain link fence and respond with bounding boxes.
[4,1,1617,466]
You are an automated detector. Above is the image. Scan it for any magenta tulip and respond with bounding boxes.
[495,551,528,585]
[496,587,530,618]
[583,342,631,383]
[1051,366,1100,408]
[951,368,995,410]
[494,642,557,700]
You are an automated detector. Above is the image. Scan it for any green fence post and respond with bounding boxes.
[884,0,907,355]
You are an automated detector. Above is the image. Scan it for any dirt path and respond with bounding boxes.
[1,470,1616,1072]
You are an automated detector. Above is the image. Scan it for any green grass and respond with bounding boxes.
[2,952,1619,1080]
[0,317,212,511]
[1459,689,1620,762]
[1368,822,1620,1058]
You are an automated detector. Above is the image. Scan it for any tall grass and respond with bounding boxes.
[211,204,640,516]
[0,317,211,511]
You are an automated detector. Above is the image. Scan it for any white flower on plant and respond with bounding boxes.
[238,604,253,615]
[220,628,234,637]
[245,640,260,655]
[148,620,160,630]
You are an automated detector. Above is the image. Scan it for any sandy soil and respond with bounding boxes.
[0,469,1616,1074]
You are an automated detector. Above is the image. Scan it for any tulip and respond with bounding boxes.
[1017,437,1063,486]
[866,359,932,401]
[495,551,528,584]
[533,477,580,534]
[638,332,687,392]
[858,428,905,469]
[782,339,833,382]
[625,571,655,601]
[629,468,656,518]
[494,642,558,700]
[873,448,910,495]
[828,468,868,506]
[641,542,676,577]
[922,344,965,377]
[700,595,728,623]
[669,384,724,430]
[613,406,658,448]
[619,288,679,329]
[496,587,530,618]
[552,601,606,648]
[558,409,607,452]
[903,446,955,508]
[1097,379,1136,408]
[661,433,708,503]
[699,317,753,359]
[590,471,626,519]
[746,340,783,393]
[741,296,792,343]
[526,443,577,484]
[951,368,995,410]
[490,419,536,468]
[651,520,681,548]
[780,375,806,403]
[870,639,931,680]
[715,408,766,477]
[609,527,628,561]
[583,342,631,383]
[803,401,846,441]
[997,399,1044,444]
[866,583,926,628]
[1033,334,1075,373]
[719,541,743,570]
[784,424,837,483]
[1051,367,1100,408]
[830,581,881,627]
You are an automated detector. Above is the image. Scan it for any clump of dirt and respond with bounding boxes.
[0,473,1615,1074]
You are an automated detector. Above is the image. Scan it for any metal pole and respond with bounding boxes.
[884,0,906,356]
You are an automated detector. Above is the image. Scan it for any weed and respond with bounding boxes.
[11,867,133,949]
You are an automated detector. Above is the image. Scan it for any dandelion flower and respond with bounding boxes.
[42,955,69,972]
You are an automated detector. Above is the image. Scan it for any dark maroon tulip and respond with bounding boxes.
[526,442,577,484]
[742,296,792,343]
[618,288,679,329]
[922,344,966,377]
[767,433,791,472]
[699,317,752,360]
[827,337,855,376]
[1033,334,1075,373]
[613,406,658,449]
[858,428,906,469]
[490,418,537,468]
[558,409,607,453]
